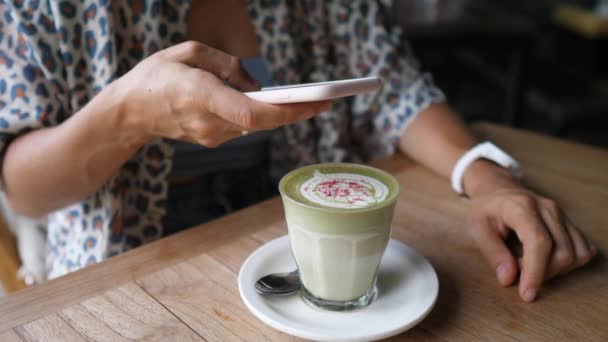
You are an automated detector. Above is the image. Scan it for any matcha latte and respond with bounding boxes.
[279,163,400,311]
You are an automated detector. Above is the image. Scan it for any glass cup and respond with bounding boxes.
[279,163,400,311]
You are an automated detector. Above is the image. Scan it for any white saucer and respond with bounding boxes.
[238,235,439,342]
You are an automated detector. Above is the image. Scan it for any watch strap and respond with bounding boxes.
[451,142,522,195]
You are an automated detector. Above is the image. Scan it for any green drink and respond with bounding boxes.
[279,163,400,311]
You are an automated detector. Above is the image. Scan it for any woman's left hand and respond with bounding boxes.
[463,160,597,303]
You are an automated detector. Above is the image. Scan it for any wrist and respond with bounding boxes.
[98,80,153,148]
[462,160,521,197]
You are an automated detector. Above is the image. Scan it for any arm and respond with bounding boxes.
[2,82,144,218]
[2,41,330,218]
[398,103,517,193]
[399,103,597,302]
[324,0,595,303]
[398,103,476,179]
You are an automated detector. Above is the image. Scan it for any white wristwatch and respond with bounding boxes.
[451,142,522,195]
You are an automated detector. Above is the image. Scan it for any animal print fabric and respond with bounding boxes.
[0,0,445,279]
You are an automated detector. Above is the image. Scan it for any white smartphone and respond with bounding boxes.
[244,76,382,104]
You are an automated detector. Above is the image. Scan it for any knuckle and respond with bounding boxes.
[183,40,204,55]
[554,249,574,268]
[531,230,552,250]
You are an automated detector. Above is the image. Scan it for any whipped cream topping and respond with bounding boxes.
[299,170,389,209]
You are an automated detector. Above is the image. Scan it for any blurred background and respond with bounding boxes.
[391,0,608,148]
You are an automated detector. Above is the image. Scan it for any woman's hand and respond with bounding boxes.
[116,41,330,147]
[464,160,597,302]
[1,40,330,217]
[398,104,596,303]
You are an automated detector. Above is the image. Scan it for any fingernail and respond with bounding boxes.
[523,288,537,302]
[496,262,510,284]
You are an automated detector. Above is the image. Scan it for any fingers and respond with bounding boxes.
[201,78,332,130]
[505,201,552,302]
[236,99,332,130]
[167,69,331,146]
[468,217,518,287]
[159,41,259,91]
[561,219,597,275]
[538,201,575,279]
[472,190,598,303]
[537,199,596,279]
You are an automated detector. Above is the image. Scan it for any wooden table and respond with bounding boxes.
[1,123,607,341]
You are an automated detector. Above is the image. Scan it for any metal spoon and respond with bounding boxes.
[255,270,301,295]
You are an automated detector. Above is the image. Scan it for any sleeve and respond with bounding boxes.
[328,0,446,160]
[0,6,67,168]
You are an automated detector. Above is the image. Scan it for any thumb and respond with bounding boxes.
[469,217,518,286]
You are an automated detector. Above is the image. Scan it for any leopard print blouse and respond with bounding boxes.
[0,0,445,279]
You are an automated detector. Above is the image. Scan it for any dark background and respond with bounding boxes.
[391,0,608,148]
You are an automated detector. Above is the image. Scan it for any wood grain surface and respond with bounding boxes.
[0,123,606,341]
[11,283,202,341]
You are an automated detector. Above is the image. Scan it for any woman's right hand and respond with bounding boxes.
[114,41,330,147]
